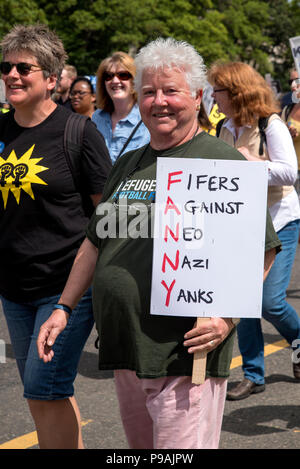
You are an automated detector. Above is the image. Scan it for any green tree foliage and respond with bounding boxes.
[218,0,271,70]
[0,0,299,87]
[0,0,46,36]
[260,0,300,90]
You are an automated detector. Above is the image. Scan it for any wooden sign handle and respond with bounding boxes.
[192,317,211,384]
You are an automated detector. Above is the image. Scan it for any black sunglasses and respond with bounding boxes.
[0,61,43,76]
[103,71,132,82]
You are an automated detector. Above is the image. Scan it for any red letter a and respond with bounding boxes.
[164,196,181,215]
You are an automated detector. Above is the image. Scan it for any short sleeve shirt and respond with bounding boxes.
[0,105,112,301]
[92,104,150,164]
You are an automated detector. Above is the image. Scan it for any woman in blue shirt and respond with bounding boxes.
[92,52,150,164]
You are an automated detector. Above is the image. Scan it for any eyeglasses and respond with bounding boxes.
[103,71,132,82]
[69,90,91,98]
[0,61,43,76]
[213,88,227,93]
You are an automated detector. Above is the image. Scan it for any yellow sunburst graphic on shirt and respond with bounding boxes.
[0,145,48,208]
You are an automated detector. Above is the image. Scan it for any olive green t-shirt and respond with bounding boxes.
[87,132,281,379]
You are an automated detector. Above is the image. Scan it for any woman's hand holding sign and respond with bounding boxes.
[183,317,234,354]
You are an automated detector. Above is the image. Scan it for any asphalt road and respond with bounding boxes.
[0,246,300,451]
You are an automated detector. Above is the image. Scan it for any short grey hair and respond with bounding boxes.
[1,24,67,79]
[134,37,207,97]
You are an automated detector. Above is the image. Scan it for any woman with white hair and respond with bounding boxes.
[37,37,280,449]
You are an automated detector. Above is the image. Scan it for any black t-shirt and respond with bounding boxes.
[54,96,74,112]
[0,105,112,301]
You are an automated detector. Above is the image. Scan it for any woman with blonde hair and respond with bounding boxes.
[92,51,150,164]
[209,61,300,400]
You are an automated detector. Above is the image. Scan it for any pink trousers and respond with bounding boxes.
[114,370,227,449]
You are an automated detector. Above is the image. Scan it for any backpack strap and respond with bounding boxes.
[216,114,274,156]
[63,113,89,190]
[63,113,95,217]
[282,103,295,122]
[215,117,226,137]
[258,115,272,156]
[116,119,143,161]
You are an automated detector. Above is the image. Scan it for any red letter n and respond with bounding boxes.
[164,223,179,242]
[162,250,179,273]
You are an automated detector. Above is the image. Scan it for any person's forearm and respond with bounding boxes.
[264,247,276,281]
[59,237,98,309]
[90,193,103,207]
[266,120,298,186]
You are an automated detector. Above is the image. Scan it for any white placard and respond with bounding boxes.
[150,158,268,318]
[289,36,300,76]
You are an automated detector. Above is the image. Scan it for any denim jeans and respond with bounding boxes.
[1,289,94,400]
[237,219,300,385]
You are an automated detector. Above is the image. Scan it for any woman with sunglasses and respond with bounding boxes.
[92,52,150,164]
[209,62,300,400]
[0,24,112,448]
[70,76,96,118]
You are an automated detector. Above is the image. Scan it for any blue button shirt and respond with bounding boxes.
[92,104,150,164]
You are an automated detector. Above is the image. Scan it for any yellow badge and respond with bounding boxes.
[0,145,48,208]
